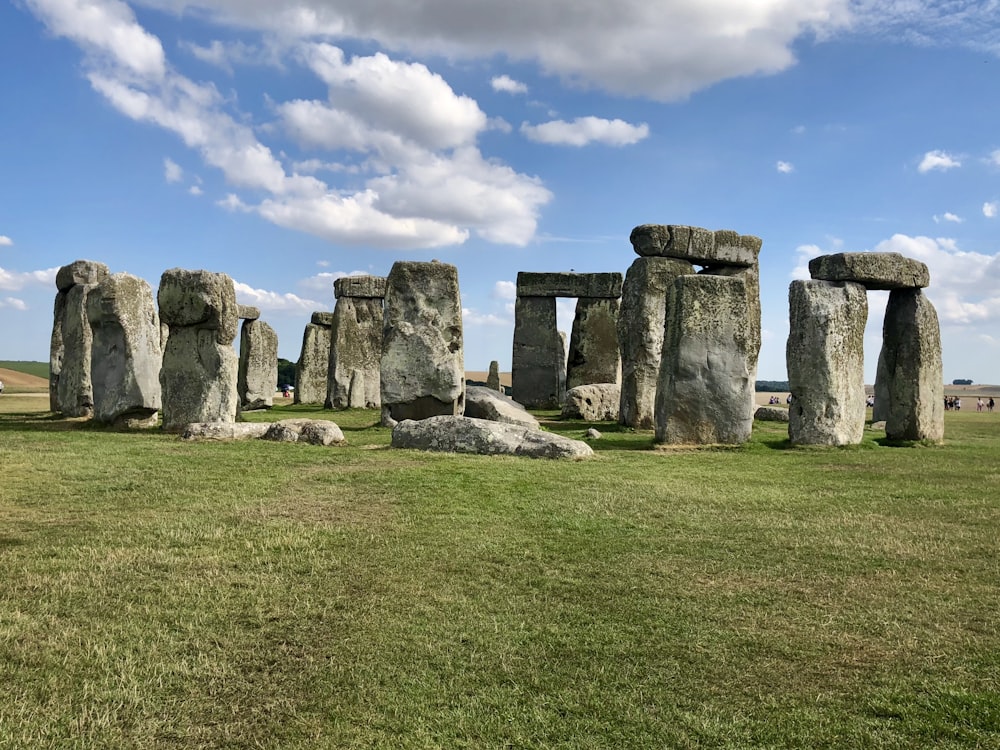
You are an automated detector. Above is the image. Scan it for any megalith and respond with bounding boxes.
[327,275,385,409]
[617,256,694,428]
[294,312,333,405]
[486,360,502,392]
[878,289,944,442]
[654,274,755,445]
[512,296,563,408]
[87,273,162,426]
[238,317,278,411]
[566,297,621,390]
[380,261,464,421]
[51,259,110,417]
[786,280,868,446]
[158,268,239,431]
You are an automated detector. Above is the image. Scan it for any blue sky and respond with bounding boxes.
[2,0,999,383]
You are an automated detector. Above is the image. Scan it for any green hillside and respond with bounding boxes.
[0,361,49,378]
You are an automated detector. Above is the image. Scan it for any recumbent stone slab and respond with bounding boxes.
[391,415,593,459]
[516,271,622,299]
[630,225,761,268]
[808,252,929,290]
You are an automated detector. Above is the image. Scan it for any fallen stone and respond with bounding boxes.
[562,383,620,421]
[464,385,540,428]
[630,225,761,267]
[870,421,887,431]
[516,272,623,299]
[262,419,346,445]
[391,415,593,459]
[56,259,110,292]
[754,406,790,422]
[808,252,929,290]
[585,427,603,439]
[180,422,270,441]
[334,275,387,299]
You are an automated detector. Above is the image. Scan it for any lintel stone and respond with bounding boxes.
[516,271,622,298]
[311,311,335,327]
[334,275,387,299]
[808,252,929,290]
[238,305,261,320]
[630,225,761,267]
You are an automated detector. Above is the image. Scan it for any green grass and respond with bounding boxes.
[1,399,998,748]
[0,360,49,379]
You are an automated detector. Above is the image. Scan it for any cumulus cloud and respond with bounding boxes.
[521,117,649,147]
[492,280,516,300]
[297,269,370,293]
[790,243,824,279]
[492,75,527,94]
[462,307,509,326]
[0,266,58,291]
[0,297,29,311]
[777,160,794,173]
[0,235,13,247]
[164,157,183,183]
[188,185,203,195]
[918,150,961,173]
[233,280,322,312]
[985,202,998,218]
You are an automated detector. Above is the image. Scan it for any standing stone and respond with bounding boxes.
[655,275,755,445]
[158,268,239,431]
[566,297,621,390]
[380,261,464,421]
[701,262,761,379]
[327,276,385,409]
[294,313,333,404]
[87,273,162,426]
[486,360,502,392]
[873,348,890,423]
[512,296,563,408]
[49,292,66,412]
[618,256,694,428]
[878,289,944,442]
[786,280,868,446]
[238,319,278,410]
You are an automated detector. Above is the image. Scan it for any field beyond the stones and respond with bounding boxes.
[1,393,999,748]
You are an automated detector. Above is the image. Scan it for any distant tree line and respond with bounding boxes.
[277,358,296,388]
[755,380,789,392]
[952,378,973,386]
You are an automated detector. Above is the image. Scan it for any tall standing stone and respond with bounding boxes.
[618,256,694,428]
[49,293,66,412]
[566,297,621,390]
[238,318,278,411]
[786,280,868,446]
[512,296,563,408]
[327,276,385,409]
[158,268,239,431]
[879,288,944,442]
[486,360,502,392]
[654,274,755,445]
[381,261,464,421]
[294,312,333,404]
[88,273,162,426]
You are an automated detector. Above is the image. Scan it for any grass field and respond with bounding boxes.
[1,395,998,748]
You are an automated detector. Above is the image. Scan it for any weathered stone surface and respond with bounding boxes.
[238,305,261,320]
[238,319,278,410]
[294,321,332,404]
[808,252,930,290]
[157,268,239,345]
[262,419,346,445]
[49,292,66,411]
[486,360,502,391]
[464,385,539,429]
[391,415,593,459]
[561,383,620,421]
[516,272,623,299]
[158,269,239,431]
[786,280,867,446]
[334,275,387,299]
[311,311,335,327]
[700,263,761,378]
[655,275,755,445]
[327,296,382,409]
[512,296,564,408]
[754,406,790,422]
[566,297,621,390]
[56,283,98,417]
[630,225,761,267]
[56,259,109,292]
[618,256,695,428]
[585,428,603,439]
[879,289,944,442]
[380,261,464,420]
[180,422,271,441]
[873,348,890,423]
[88,273,162,425]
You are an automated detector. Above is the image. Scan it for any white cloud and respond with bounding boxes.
[164,157,183,183]
[933,212,962,223]
[790,244,824,279]
[984,202,998,218]
[492,280,516,300]
[777,160,794,173]
[492,75,527,94]
[462,307,509,326]
[987,149,1000,167]
[233,280,323,313]
[298,270,370,293]
[0,266,58,291]
[918,150,961,173]
[0,297,29,311]
[0,236,12,247]
[521,117,649,147]
[188,185,203,195]
[179,39,278,72]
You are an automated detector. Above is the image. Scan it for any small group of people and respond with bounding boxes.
[974,396,995,412]
[944,396,963,411]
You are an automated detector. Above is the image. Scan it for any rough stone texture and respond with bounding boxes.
[486,360,502,391]
[630,225,761,268]
[49,292,66,411]
[327,296,383,409]
[516,271,623,299]
[873,348,890,423]
[878,288,944,442]
[464,385,540,429]
[700,263,761,379]
[655,275,755,445]
[56,259,109,293]
[181,422,271,441]
[566,297,621,390]
[391,415,593,459]
[808,252,930,290]
[754,406,790,422]
[238,319,278,410]
[262,419,346,445]
[87,273,163,426]
[561,383,620,421]
[380,261,464,421]
[334,275,387,299]
[511,296,564,408]
[311,311,335,327]
[158,269,240,431]
[56,283,98,417]
[238,305,261,321]
[294,319,332,405]
[585,428,603,439]
[786,280,868,446]
[617,256,695,428]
